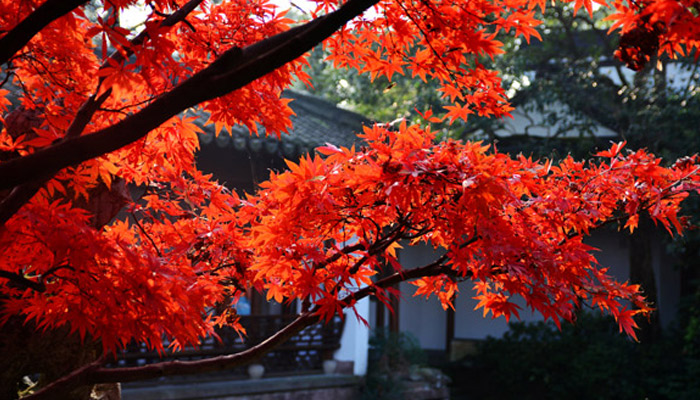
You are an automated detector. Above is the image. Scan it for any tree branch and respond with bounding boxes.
[25,312,319,399]
[0,0,89,66]
[0,89,112,227]
[0,0,203,226]
[339,253,458,308]
[24,238,471,399]
[102,0,205,74]
[0,184,42,226]
[314,242,368,271]
[0,0,381,191]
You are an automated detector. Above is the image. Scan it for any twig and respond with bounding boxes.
[130,212,164,258]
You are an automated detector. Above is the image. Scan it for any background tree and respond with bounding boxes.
[0,0,699,399]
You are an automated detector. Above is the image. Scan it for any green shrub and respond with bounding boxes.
[362,329,427,400]
[450,312,700,400]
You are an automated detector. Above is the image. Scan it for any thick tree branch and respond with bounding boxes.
[24,312,320,399]
[0,0,203,226]
[0,0,380,191]
[340,253,458,308]
[0,0,88,66]
[0,89,112,227]
[0,184,42,226]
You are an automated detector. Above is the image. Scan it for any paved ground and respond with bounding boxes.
[121,374,361,400]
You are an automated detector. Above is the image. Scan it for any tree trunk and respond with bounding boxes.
[628,216,662,343]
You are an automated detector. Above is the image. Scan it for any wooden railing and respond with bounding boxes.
[114,315,345,375]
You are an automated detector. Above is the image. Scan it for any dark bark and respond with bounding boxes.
[0,270,45,292]
[0,90,112,226]
[629,216,662,343]
[0,0,89,66]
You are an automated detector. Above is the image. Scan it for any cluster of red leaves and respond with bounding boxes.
[0,0,699,357]
[4,117,697,349]
[606,0,700,70]
[0,0,306,345]
[0,0,304,352]
[0,168,249,352]
[316,0,545,121]
[0,0,301,192]
[242,124,699,340]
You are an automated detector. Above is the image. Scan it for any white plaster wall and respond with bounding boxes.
[396,244,448,349]
[334,296,370,375]
[453,285,543,340]
[585,229,631,282]
[397,229,682,346]
[398,244,544,343]
[498,102,618,138]
[398,281,447,350]
[587,228,680,328]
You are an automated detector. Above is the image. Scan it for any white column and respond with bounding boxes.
[334,296,370,375]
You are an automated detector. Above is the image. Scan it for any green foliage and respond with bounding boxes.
[450,313,700,400]
[682,288,700,357]
[362,329,427,400]
[301,4,700,162]
[483,4,700,160]
[299,46,457,136]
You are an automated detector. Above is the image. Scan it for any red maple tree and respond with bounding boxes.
[0,0,699,398]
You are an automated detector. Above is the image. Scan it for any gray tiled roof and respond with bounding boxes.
[198,90,370,158]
